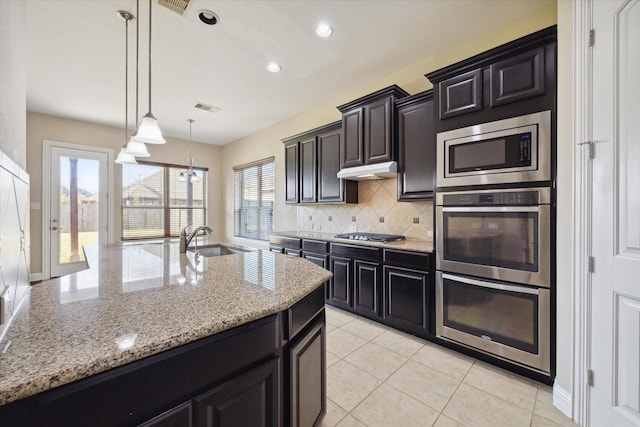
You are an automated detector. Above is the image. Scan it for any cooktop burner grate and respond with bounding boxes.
[334,232,405,243]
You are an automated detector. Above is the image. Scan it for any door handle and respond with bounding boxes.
[51,226,59,231]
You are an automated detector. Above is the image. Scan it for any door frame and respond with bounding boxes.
[42,140,115,280]
[573,1,593,425]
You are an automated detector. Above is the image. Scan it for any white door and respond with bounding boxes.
[48,146,109,277]
[590,0,640,425]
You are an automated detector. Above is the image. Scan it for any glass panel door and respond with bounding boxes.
[50,147,108,277]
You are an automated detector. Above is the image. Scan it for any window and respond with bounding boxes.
[122,162,207,239]
[234,157,274,240]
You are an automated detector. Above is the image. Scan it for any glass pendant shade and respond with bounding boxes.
[124,137,151,157]
[115,147,138,164]
[178,171,186,182]
[134,112,165,144]
[190,174,200,183]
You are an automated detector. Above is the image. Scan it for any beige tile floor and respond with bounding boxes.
[323,305,580,427]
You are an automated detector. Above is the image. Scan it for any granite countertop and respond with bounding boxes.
[0,243,332,406]
[271,231,434,253]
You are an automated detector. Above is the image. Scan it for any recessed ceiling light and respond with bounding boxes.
[198,9,218,26]
[316,23,333,38]
[267,62,282,73]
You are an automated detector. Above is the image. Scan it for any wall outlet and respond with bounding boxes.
[348,223,357,232]
[427,230,433,239]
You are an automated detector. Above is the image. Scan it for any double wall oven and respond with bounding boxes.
[434,111,553,375]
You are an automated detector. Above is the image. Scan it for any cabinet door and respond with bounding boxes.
[383,266,429,334]
[490,47,545,107]
[364,96,393,164]
[438,69,482,119]
[354,260,381,317]
[138,402,192,427]
[194,359,280,427]
[289,317,326,427]
[317,127,343,203]
[397,96,435,201]
[341,108,364,168]
[303,252,329,300]
[284,142,299,204]
[329,256,352,309]
[300,136,317,203]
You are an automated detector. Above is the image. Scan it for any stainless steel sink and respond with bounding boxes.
[187,244,253,257]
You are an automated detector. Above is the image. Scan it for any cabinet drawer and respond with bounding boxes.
[303,239,329,253]
[330,243,381,262]
[269,235,301,249]
[383,249,431,271]
[286,286,325,340]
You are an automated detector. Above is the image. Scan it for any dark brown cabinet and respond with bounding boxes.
[341,108,364,168]
[328,243,382,319]
[194,359,280,427]
[138,402,193,427]
[396,91,435,201]
[337,85,409,167]
[300,136,317,203]
[426,26,557,133]
[302,239,330,300]
[288,316,326,427]
[269,235,301,255]
[283,122,357,205]
[489,47,545,107]
[382,249,432,336]
[437,69,482,120]
[354,260,381,317]
[284,141,299,204]
[328,255,352,309]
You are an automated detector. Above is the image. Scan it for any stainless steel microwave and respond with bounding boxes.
[436,110,551,188]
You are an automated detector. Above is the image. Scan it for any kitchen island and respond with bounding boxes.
[0,243,332,426]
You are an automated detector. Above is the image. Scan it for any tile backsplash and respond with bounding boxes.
[297,178,433,240]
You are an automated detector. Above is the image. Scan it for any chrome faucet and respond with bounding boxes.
[180,225,214,253]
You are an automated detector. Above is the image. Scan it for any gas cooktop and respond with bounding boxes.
[334,232,405,243]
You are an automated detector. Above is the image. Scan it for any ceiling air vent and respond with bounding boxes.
[158,0,191,16]
[194,103,221,113]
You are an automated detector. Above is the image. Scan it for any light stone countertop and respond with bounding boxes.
[271,231,434,253]
[0,243,332,406]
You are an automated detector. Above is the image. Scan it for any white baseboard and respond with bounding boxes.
[553,383,573,419]
[30,272,44,282]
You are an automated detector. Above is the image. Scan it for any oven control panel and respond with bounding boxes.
[442,190,540,206]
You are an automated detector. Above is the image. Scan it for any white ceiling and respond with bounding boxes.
[25,0,554,145]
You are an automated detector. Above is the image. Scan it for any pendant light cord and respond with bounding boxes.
[136,0,140,128]
[148,0,152,114]
[124,16,129,145]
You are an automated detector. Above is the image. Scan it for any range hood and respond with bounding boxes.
[337,161,397,181]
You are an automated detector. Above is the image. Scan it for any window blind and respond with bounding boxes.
[234,158,274,240]
[122,163,207,239]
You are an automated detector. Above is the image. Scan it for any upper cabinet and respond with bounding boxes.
[396,90,435,201]
[426,26,557,133]
[337,85,409,168]
[282,122,357,205]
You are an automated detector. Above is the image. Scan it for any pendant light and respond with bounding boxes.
[178,120,200,183]
[124,0,150,158]
[134,0,165,144]
[115,10,137,165]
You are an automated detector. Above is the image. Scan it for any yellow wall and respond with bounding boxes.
[26,112,224,275]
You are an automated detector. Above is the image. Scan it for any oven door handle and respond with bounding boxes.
[441,206,542,213]
[441,273,541,295]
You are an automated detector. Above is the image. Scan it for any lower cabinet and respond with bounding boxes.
[353,260,381,317]
[287,316,326,427]
[194,359,280,427]
[328,244,382,319]
[138,402,193,427]
[383,266,429,335]
[328,256,352,309]
[302,252,329,299]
